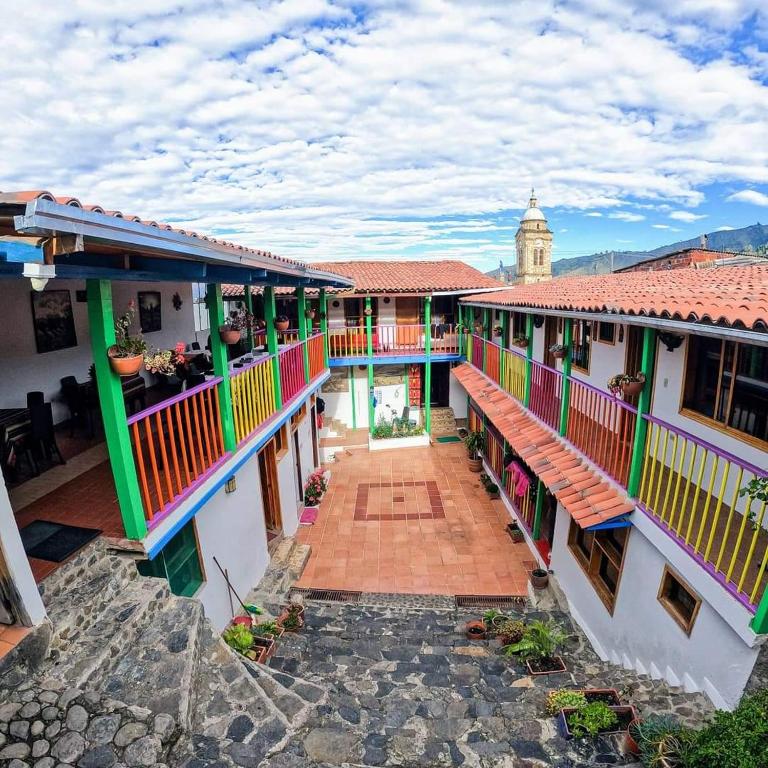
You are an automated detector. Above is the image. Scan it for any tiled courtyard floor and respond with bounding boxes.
[295,442,534,595]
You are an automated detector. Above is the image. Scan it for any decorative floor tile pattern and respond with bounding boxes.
[296,443,532,596]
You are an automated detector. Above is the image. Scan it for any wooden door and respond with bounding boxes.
[543,316,558,369]
[310,405,319,467]
[292,428,303,501]
[396,297,419,348]
[258,440,282,534]
[624,326,644,407]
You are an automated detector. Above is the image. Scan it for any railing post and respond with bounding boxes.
[319,288,329,367]
[264,286,283,410]
[86,279,147,540]
[482,309,489,372]
[523,313,534,407]
[532,480,545,539]
[206,284,237,452]
[297,287,310,385]
[751,593,768,634]
[457,302,463,357]
[365,296,374,433]
[424,295,432,435]
[559,318,573,436]
[244,285,254,350]
[627,327,657,497]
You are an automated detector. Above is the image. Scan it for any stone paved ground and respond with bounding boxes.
[254,600,710,768]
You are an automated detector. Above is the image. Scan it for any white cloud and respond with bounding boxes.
[0,0,765,265]
[669,210,708,222]
[715,225,735,230]
[652,224,671,229]
[727,189,768,206]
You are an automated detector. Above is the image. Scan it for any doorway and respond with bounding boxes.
[543,316,558,369]
[396,296,419,348]
[258,439,282,543]
[429,362,451,408]
[292,428,303,502]
[310,403,319,467]
[624,325,644,407]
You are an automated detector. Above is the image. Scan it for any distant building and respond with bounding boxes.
[515,190,553,284]
[615,247,734,273]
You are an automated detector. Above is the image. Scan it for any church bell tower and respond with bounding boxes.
[515,189,553,284]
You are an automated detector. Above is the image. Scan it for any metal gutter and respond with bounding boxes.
[13,198,353,288]
[459,299,768,347]
[430,287,510,297]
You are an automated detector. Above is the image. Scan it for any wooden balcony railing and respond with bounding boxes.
[230,355,277,444]
[307,332,325,381]
[279,342,306,404]
[501,347,527,403]
[129,378,227,526]
[328,323,461,358]
[638,416,768,612]
[529,359,563,432]
[328,327,368,358]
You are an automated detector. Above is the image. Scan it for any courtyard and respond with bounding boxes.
[295,443,533,596]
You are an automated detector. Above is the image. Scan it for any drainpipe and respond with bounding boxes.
[424,295,432,435]
[559,319,573,437]
[627,327,657,497]
[264,286,283,410]
[86,279,147,540]
[206,284,237,453]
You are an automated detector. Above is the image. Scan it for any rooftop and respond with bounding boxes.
[461,263,768,330]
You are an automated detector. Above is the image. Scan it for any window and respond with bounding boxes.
[571,319,591,371]
[658,566,701,635]
[597,322,616,344]
[511,311,527,338]
[137,520,204,597]
[568,520,628,613]
[192,283,210,333]
[682,336,768,444]
[274,424,288,458]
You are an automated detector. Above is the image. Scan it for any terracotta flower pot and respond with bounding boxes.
[622,379,645,396]
[108,350,144,377]
[530,568,549,590]
[506,523,525,543]
[305,309,316,319]
[467,457,483,472]
[487,491,500,500]
[465,620,487,640]
[552,349,566,359]
[625,718,641,755]
[219,327,241,345]
[275,319,290,331]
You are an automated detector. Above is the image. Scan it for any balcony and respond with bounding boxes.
[328,323,462,362]
[464,334,768,621]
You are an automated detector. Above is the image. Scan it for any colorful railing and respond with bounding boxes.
[230,355,277,444]
[328,327,368,358]
[529,360,563,432]
[430,323,460,354]
[485,426,505,478]
[501,347,526,403]
[129,378,226,526]
[279,342,306,404]
[484,339,502,386]
[374,324,425,354]
[638,416,768,612]
[504,464,536,531]
[471,334,484,370]
[307,332,325,381]
[567,378,636,487]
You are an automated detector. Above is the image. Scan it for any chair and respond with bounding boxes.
[1,423,38,481]
[186,373,206,388]
[60,376,93,437]
[26,391,45,408]
[29,403,65,466]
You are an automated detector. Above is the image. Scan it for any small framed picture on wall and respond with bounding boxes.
[138,291,162,333]
[30,289,78,353]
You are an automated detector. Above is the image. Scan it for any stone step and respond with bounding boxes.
[97,596,204,731]
[44,553,141,654]
[43,575,172,689]
[247,660,327,714]
[246,538,311,604]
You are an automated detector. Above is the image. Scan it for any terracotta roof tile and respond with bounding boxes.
[460,265,768,331]
[452,362,633,529]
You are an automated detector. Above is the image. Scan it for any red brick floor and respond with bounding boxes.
[296,443,533,595]
[14,461,123,582]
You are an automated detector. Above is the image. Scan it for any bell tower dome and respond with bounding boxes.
[515,189,553,284]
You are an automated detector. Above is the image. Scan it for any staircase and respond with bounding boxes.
[429,406,459,436]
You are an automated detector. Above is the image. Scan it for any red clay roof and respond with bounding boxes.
[460,264,768,331]
[452,363,634,528]
[0,189,300,268]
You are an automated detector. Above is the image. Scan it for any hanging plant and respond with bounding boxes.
[493,325,503,337]
[364,307,373,316]
[275,315,290,331]
[549,343,568,360]
[305,308,316,320]
[607,372,645,397]
[512,336,529,349]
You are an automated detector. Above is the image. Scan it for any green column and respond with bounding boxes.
[424,296,432,435]
[349,365,357,429]
[86,279,147,540]
[319,288,329,367]
[206,284,237,452]
[523,313,534,406]
[404,365,410,407]
[264,286,283,409]
[501,310,510,349]
[365,297,374,433]
[482,308,489,372]
[296,287,310,384]
[559,318,573,436]
[244,285,254,350]
[751,593,768,634]
[627,327,657,497]
[501,438,510,488]
[532,480,545,539]
[457,302,463,357]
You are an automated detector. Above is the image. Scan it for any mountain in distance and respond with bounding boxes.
[487,223,768,279]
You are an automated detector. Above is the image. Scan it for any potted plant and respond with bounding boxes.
[144,346,185,376]
[464,430,484,472]
[278,597,305,632]
[482,609,507,631]
[512,335,529,349]
[549,343,568,360]
[303,470,327,507]
[363,307,373,316]
[494,618,525,645]
[109,302,148,376]
[607,372,646,397]
[628,715,691,766]
[503,619,568,674]
[493,325,503,337]
[305,307,316,320]
[251,633,276,658]
[275,315,290,332]
[545,689,587,716]
[486,482,500,500]
[506,522,525,543]
[559,701,638,739]
[457,323,470,335]
[465,619,487,640]
[530,567,549,590]
[253,620,284,639]
[473,321,485,334]
[222,622,266,662]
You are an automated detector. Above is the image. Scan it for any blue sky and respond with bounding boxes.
[0,0,767,270]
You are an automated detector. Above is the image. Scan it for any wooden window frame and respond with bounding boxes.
[291,403,307,431]
[657,565,702,635]
[596,321,616,345]
[274,424,289,459]
[567,519,628,614]
[571,319,592,374]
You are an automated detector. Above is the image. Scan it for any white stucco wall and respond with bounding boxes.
[449,365,468,420]
[0,279,197,423]
[193,451,270,632]
[353,365,371,429]
[377,297,397,325]
[277,434,302,535]
[550,504,760,709]
[328,297,346,328]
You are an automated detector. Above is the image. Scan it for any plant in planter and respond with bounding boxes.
[144,345,185,376]
[493,325,503,337]
[545,689,587,717]
[220,307,257,344]
[457,323,470,335]
[278,598,306,632]
[465,619,487,640]
[565,701,619,738]
[305,307,316,319]
[363,307,373,316]
[465,430,485,472]
[109,303,148,376]
[223,622,259,660]
[486,482,500,500]
[549,343,568,360]
[252,620,283,639]
[607,372,646,397]
[628,714,687,765]
[482,609,507,630]
[304,470,327,507]
[512,335,529,349]
[506,521,525,543]
[530,567,549,589]
[274,314,290,331]
[495,618,526,645]
[503,618,568,674]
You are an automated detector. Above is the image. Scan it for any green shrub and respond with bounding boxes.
[567,701,618,738]
[482,608,505,625]
[503,619,568,661]
[546,689,587,716]
[682,690,768,768]
[495,618,526,644]
[222,623,253,655]
[464,430,484,459]
[629,715,688,767]
[252,620,281,637]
